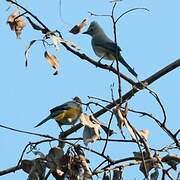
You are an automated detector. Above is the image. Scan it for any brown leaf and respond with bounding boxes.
[80,113,100,145]
[15,17,26,38]
[113,103,136,140]
[7,8,26,38]
[24,40,37,66]
[46,147,65,177]
[21,159,34,174]
[133,151,150,161]
[150,168,159,180]
[139,160,154,177]
[113,105,126,130]
[79,154,92,179]
[28,159,46,180]
[113,168,122,180]
[103,171,110,180]
[69,18,89,34]
[139,129,149,141]
[44,51,59,75]
[161,154,180,170]
[7,8,19,30]
[26,17,47,34]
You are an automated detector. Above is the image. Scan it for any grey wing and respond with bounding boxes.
[93,39,121,54]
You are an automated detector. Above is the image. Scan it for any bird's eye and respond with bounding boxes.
[89,28,93,32]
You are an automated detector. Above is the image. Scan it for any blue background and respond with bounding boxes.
[0,0,179,179]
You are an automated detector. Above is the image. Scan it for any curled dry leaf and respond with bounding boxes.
[48,34,80,51]
[69,18,89,34]
[21,159,46,179]
[133,151,150,161]
[24,40,37,66]
[44,51,59,75]
[26,17,48,34]
[113,168,122,180]
[114,104,137,140]
[80,113,100,145]
[7,8,26,38]
[46,147,64,177]
[103,171,110,180]
[138,129,149,141]
[28,159,46,180]
[150,168,159,180]
[113,105,126,130]
[161,154,180,170]
[78,154,92,179]
[21,159,34,174]
[139,160,156,177]
[50,35,63,51]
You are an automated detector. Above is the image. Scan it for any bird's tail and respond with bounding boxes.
[118,55,138,77]
[34,115,51,128]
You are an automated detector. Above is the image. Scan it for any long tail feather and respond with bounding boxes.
[34,116,51,128]
[118,55,138,77]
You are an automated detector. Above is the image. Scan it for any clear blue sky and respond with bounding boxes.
[0,0,179,179]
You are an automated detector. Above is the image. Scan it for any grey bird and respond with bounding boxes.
[83,21,137,77]
[35,97,82,129]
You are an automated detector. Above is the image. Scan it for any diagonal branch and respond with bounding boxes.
[60,59,180,138]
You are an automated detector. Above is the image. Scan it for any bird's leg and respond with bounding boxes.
[98,55,105,63]
[110,60,115,68]
[57,122,64,132]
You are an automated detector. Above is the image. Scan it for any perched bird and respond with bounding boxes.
[35,97,82,130]
[83,21,137,77]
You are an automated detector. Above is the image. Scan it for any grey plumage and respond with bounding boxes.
[83,21,137,77]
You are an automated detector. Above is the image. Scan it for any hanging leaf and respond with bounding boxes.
[150,168,159,180]
[24,40,37,66]
[21,159,34,174]
[26,17,47,34]
[69,18,89,34]
[80,113,100,145]
[44,51,59,75]
[7,8,26,38]
[102,171,110,180]
[138,129,149,141]
[161,154,180,170]
[46,147,65,177]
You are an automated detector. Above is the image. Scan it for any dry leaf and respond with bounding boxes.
[83,125,100,146]
[78,154,92,179]
[21,159,34,174]
[69,18,89,34]
[26,17,47,34]
[161,154,180,170]
[50,35,63,51]
[28,159,46,180]
[103,171,110,180]
[7,8,26,38]
[80,113,100,145]
[139,161,154,177]
[150,168,159,180]
[46,147,64,176]
[44,51,59,75]
[113,105,126,130]
[7,8,19,30]
[24,40,37,66]
[133,151,150,161]
[113,168,122,180]
[139,129,149,141]
[113,103,134,139]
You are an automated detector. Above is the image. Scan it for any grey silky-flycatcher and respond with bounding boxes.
[83,21,137,77]
[35,96,82,129]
